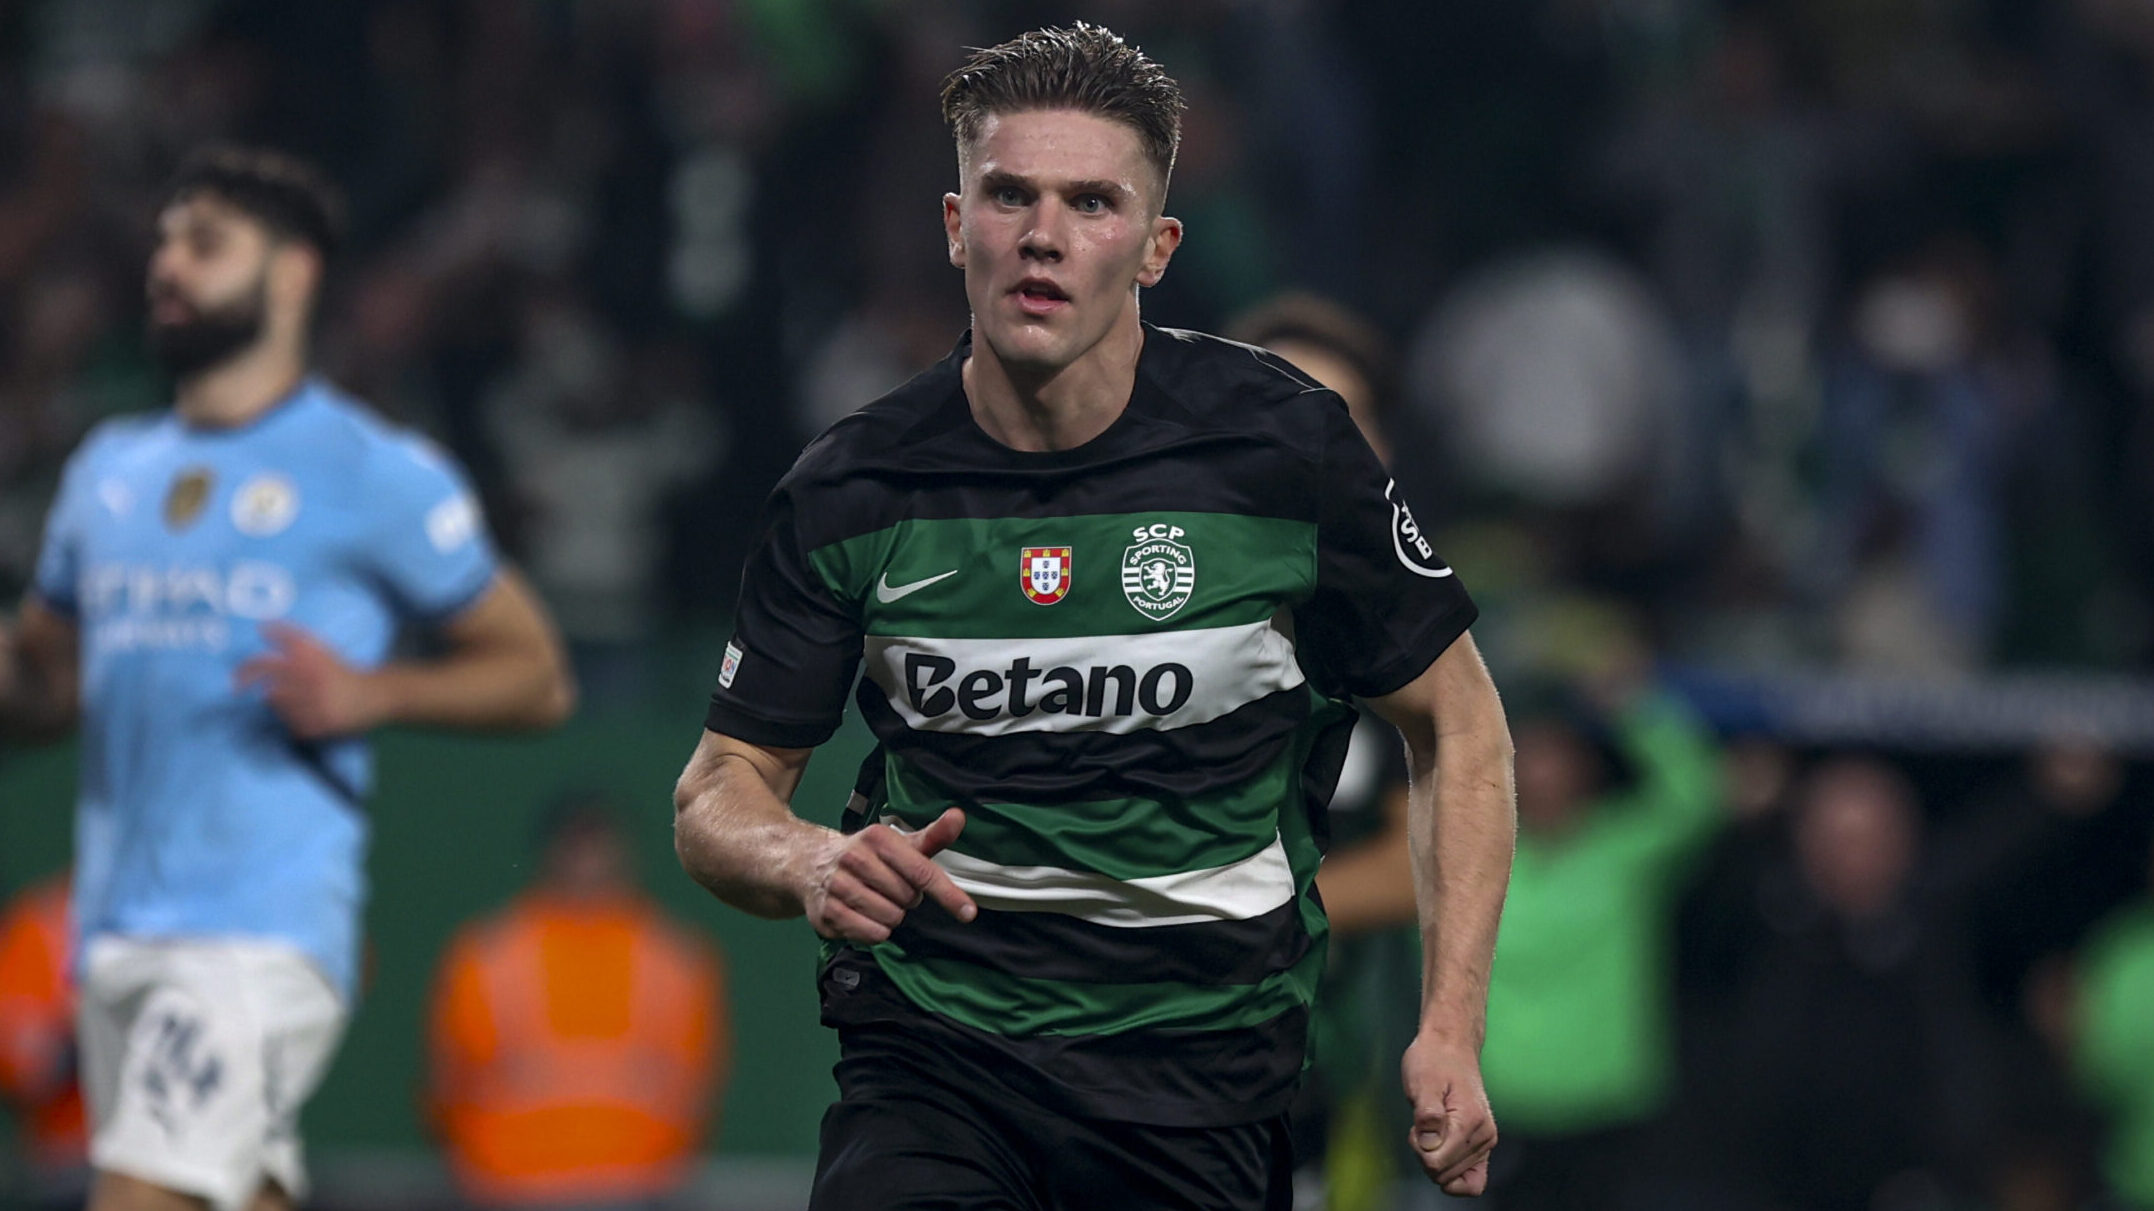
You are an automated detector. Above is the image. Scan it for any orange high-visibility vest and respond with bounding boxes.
[0,877,86,1174]
[427,894,729,1207]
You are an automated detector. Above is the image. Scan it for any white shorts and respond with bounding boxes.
[78,936,347,1211]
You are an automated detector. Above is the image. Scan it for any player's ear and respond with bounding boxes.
[1135,215,1181,289]
[944,193,965,269]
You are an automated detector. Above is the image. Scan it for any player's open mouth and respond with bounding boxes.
[1013,278,1070,315]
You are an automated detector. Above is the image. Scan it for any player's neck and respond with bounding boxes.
[963,317,1143,453]
[174,341,308,430]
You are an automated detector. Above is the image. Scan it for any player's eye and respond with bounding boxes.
[1074,194,1109,214]
[993,186,1027,207]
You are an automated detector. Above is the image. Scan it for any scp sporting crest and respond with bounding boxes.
[1121,524,1195,621]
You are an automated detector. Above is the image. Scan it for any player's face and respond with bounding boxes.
[944,109,1182,378]
[145,194,275,378]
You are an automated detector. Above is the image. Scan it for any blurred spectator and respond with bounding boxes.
[1229,292,1397,465]
[2070,829,2154,1209]
[1673,734,1802,1021]
[426,797,729,1211]
[798,280,966,434]
[1686,742,2138,1210]
[1475,664,1724,1211]
[1597,13,1894,355]
[1935,743,2138,1209]
[1138,70,1278,329]
[1966,744,2147,1011]
[1594,12,1902,575]
[0,875,87,1211]
[0,0,2144,673]
[1408,248,1682,513]
[1708,757,2011,1209]
[482,291,723,704]
[1217,1,1373,303]
[1811,233,2061,673]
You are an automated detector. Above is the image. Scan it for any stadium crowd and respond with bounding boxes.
[1,2,2151,1210]
[2,0,2151,677]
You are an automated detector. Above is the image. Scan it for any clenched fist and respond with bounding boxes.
[1403,1033,1499,1196]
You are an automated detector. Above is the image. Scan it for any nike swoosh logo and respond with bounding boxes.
[876,569,959,603]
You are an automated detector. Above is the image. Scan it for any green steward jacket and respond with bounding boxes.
[2075,903,2154,1207]
[1480,693,1723,1136]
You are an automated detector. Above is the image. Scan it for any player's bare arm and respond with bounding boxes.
[1368,630,1515,1197]
[1313,781,1416,934]
[0,598,80,741]
[235,567,574,738]
[673,730,976,941]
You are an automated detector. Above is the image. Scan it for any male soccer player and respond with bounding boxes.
[0,147,576,1211]
[673,25,1514,1209]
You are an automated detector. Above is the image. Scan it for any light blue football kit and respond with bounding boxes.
[33,377,497,1000]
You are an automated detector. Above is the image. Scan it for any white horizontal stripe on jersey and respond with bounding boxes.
[862,616,1306,738]
[882,817,1296,927]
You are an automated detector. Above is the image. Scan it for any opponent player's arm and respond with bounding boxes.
[1367,629,1515,1196]
[238,568,574,737]
[673,729,975,938]
[366,568,575,730]
[0,597,80,741]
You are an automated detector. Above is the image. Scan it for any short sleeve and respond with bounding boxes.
[364,435,499,622]
[1293,401,1477,698]
[704,485,864,749]
[30,438,99,618]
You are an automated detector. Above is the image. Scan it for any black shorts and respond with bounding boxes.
[809,1025,1295,1211]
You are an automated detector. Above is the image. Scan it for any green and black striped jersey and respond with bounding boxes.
[706,323,1476,1127]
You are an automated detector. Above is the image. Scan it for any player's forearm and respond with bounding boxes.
[0,675,75,741]
[366,641,574,731]
[1408,718,1515,1048]
[0,607,80,741]
[1316,791,1419,935]
[674,748,833,919]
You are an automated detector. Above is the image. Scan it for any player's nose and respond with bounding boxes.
[146,252,187,296]
[1018,218,1063,262]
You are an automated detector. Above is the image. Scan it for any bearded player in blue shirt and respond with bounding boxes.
[0,147,576,1211]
